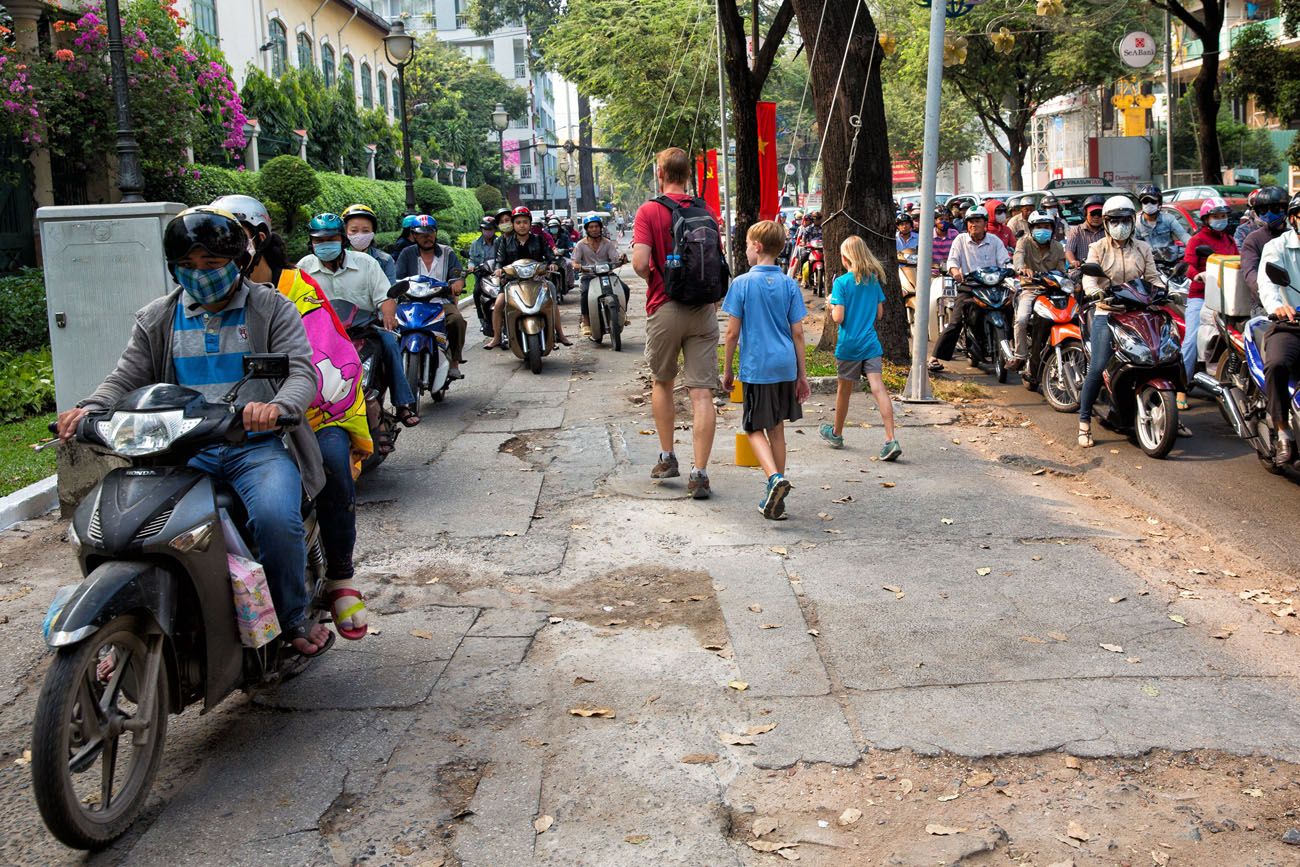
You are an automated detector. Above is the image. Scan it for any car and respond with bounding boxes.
[947,191,1023,212]
[1165,184,1257,202]
[1161,198,1249,239]
[1022,178,1136,225]
[897,192,952,213]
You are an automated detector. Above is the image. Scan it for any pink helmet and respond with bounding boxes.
[1198,196,1229,218]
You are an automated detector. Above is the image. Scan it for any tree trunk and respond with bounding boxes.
[1007,125,1028,191]
[578,92,596,210]
[791,0,907,363]
[1192,50,1223,183]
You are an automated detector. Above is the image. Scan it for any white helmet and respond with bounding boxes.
[1028,210,1054,227]
[1101,195,1136,220]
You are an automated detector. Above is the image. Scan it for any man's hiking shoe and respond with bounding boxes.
[651,453,679,479]
[760,474,792,519]
[687,470,711,499]
[880,440,902,462]
[819,423,844,449]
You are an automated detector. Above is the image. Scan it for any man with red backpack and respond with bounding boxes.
[632,147,730,499]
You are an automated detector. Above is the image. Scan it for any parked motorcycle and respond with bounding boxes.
[1001,270,1086,411]
[1195,261,1300,475]
[581,260,628,351]
[31,356,329,849]
[472,259,503,339]
[502,259,557,374]
[1079,261,1184,458]
[389,276,453,406]
[331,300,398,474]
[955,267,1016,383]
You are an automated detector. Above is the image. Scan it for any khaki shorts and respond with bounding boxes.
[645,300,720,389]
[836,356,883,381]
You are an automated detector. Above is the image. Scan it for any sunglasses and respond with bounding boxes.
[1140,198,1160,205]
[994,208,1007,215]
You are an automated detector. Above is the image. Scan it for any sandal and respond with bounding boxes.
[373,426,396,455]
[327,583,368,641]
[483,340,501,350]
[1078,422,1094,448]
[928,359,944,372]
[397,405,421,428]
[284,621,335,658]
[556,336,574,346]
[1176,394,1190,411]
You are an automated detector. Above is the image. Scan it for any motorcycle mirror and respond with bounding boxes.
[387,280,410,299]
[242,354,290,379]
[1079,262,1105,279]
[1265,261,1292,288]
[1195,244,1214,258]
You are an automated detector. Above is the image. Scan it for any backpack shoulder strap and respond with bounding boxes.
[654,195,682,214]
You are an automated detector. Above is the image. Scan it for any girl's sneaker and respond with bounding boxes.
[819,424,844,449]
[760,473,792,520]
[879,440,902,462]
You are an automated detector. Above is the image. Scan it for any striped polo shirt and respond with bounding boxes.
[171,285,270,403]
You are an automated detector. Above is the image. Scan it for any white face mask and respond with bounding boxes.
[349,231,375,250]
[1046,208,1059,217]
[1142,202,1159,216]
[1107,222,1133,242]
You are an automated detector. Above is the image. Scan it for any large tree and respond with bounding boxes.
[1149,0,1226,183]
[717,0,796,271]
[789,0,908,360]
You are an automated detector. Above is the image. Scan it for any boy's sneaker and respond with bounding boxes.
[651,452,679,479]
[760,473,792,519]
[819,424,844,449]
[880,440,902,462]
[687,469,711,499]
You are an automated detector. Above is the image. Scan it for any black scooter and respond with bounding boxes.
[332,300,398,474]
[957,267,1016,383]
[31,355,330,850]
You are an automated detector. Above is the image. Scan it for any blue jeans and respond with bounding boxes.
[379,329,416,408]
[315,427,356,582]
[1079,311,1114,424]
[189,436,309,629]
[1180,296,1204,384]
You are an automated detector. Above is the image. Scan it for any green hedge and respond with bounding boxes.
[453,231,480,258]
[0,268,49,354]
[175,165,261,208]
[0,349,55,423]
[311,173,406,227]
[437,187,483,238]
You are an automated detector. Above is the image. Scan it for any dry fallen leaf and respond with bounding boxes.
[573,676,595,685]
[534,815,554,834]
[749,604,764,613]
[745,723,778,735]
[1108,596,1127,604]
[937,792,960,802]
[681,753,720,765]
[899,778,914,795]
[807,628,820,636]
[409,629,434,640]
[1067,820,1089,841]
[719,732,756,746]
[941,518,954,525]
[1100,643,1124,653]
[926,824,967,836]
[771,546,788,556]
[1168,614,1187,626]
[748,840,798,853]
[976,567,992,576]
[568,704,616,719]
[1020,635,1047,644]
[838,808,863,826]
[880,482,896,488]
[1047,631,1069,642]
[547,616,563,624]
[966,772,995,788]
[759,623,783,630]
[1151,851,1170,866]
[728,680,749,691]
[1064,755,1082,769]
[1243,787,1264,798]
[625,834,650,844]
[752,816,779,838]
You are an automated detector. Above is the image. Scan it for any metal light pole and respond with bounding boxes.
[714,10,733,247]
[384,20,418,215]
[535,139,550,210]
[104,0,144,202]
[492,102,510,189]
[1164,10,1174,187]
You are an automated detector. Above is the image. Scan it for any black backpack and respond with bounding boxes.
[654,195,729,305]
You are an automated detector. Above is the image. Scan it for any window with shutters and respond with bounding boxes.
[361,63,373,108]
[297,33,312,70]
[322,44,336,87]
[269,20,288,78]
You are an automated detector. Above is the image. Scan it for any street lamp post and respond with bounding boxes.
[383,20,418,215]
[104,0,144,202]
[492,103,510,181]
[535,139,549,211]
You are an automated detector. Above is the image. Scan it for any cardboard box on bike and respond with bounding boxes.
[1203,254,1251,317]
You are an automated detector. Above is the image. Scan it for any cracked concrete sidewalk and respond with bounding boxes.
[3,268,1300,866]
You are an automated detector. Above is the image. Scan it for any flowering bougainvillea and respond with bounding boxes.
[0,0,246,194]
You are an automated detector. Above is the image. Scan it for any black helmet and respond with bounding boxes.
[1040,194,1059,209]
[1136,184,1162,204]
[1254,186,1289,211]
[895,212,912,225]
[494,207,512,221]
[164,207,248,264]
[480,216,497,230]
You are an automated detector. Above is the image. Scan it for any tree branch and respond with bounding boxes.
[1149,0,1210,38]
[753,0,796,86]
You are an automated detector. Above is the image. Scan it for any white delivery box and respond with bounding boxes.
[1203,254,1252,316]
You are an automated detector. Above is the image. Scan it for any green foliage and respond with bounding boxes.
[884,82,982,182]
[474,183,506,213]
[414,178,454,213]
[310,172,406,228]
[454,231,482,257]
[436,187,486,238]
[173,165,261,207]
[1152,93,1281,175]
[0,268,49,353]
[467,0,563,44]
[0,349,55,423]
[260,156,321,230]
[375,231,403,251]
[1228,22,1300,167]
[0,413,58,496]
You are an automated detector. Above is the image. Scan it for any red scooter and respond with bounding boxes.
[808,238,826,297]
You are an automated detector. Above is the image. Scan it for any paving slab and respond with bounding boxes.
[747,695,861,769]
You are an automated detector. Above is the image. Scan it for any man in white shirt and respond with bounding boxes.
[929,207,1010,369]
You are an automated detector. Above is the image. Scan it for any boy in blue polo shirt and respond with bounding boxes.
[722,220,810,520]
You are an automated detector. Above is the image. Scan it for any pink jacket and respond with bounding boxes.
[1184,227,1237,299]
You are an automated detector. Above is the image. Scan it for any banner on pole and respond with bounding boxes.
[696,150,721,221]
[757,101,778,221]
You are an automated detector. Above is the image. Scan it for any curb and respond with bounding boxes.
[0,475,58,532]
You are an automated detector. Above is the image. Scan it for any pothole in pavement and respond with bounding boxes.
[543,564,727,643]
[997,453,1082,477]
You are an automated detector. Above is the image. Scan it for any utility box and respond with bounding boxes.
[38,203,185,411]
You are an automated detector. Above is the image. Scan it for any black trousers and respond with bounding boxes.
[1264,324,1300,429]
[932,293,976,361]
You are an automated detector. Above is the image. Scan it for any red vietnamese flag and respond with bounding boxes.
[696,149,721,221]
[757,101,778,221]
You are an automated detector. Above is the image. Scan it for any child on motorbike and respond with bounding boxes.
[721,220,810,520]
[819,235,901,462]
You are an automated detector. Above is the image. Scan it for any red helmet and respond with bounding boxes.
[512,206,532,219]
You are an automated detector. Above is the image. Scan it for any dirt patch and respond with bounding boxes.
[498,435,531,459]
[727,748,1300,866]
[544,564,727,643]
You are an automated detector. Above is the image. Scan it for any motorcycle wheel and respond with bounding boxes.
[992,326,1009,383]
[1134,386,1178,458]
[1253,417,1286,475]
[31,615,169,850]
[403,352,423,404]
[1042,342,1086,413]
[605,299,623,352]
[524,332,544,374]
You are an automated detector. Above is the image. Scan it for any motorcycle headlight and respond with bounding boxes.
[512,262,539,280]
[981,271,1000,286]
[406,282,435,299]
[1158,324,1180,360]
[95,410,200,457]
[1113,325,1154,365]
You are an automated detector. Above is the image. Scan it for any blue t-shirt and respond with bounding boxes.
[829,272,885,362]
[721,264,807,384]
[896,232,919,254]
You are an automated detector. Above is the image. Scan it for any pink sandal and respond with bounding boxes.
[327,586,368,641]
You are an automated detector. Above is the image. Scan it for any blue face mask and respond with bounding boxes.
[1031,228,1053,244]
[176,261,241,306]
[1263,210,1286,228]
[1209,217,1228,232]
[313,241,344,261]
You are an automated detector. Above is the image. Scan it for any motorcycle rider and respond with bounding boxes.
[1076,196,1166,448]
[573,214,628,337]
[1065,195,1108,272]
[1134,184,1189,261]
[341,203,396,283]
[1241,186,1291,299]
[895,212,918,257]
[931,207,959,268]
[928,206,1011,371]
[484,206,572,349]
[1235,189,1262,249]
[55,208,333,656]
[215,194,372,641]
[389,214,419,257]
[495,207,513,234]
[948,199,968,233]
[1180,197,1239,408]
[1255,192,1300,463]
[298,213,422,427]
[468,216,501,335]
[796,212,824,286]
[985,199,1016,249]
[395,215,468,380]
[1005,196,1032,240]
[1007,210,1068,371]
